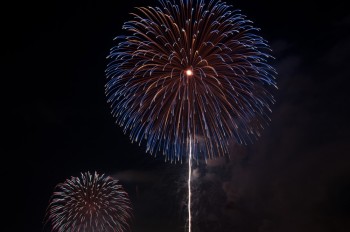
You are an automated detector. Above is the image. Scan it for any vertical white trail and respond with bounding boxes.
[188,138,192,232]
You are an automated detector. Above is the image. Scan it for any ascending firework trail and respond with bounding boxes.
[106,0,277,231]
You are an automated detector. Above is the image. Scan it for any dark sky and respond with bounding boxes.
[4,0,350,231]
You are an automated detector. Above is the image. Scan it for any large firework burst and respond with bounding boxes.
[106,0,277,162]
[46,172,132,232]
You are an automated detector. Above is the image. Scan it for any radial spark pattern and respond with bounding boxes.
[106,0,277,161]
[47,172,132,232]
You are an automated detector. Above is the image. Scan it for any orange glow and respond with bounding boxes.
[185,69,193,76]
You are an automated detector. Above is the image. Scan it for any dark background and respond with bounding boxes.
[4,0,350,231]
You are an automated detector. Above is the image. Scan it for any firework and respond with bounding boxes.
[106,0,277,162]
[46,172,132,232]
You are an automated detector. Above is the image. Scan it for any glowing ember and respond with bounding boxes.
[185,69,193,76]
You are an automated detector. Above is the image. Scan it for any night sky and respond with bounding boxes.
[4,0,350,231]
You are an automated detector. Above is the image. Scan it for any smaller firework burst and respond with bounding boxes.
[46,172,132,232]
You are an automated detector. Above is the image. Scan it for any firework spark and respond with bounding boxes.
[46,172,132,232]
[106,0,277,162]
